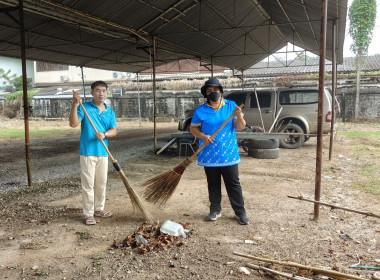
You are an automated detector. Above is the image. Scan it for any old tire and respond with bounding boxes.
[279,123,304,149]
[242,142,249,152]
[248,139,279,149]
[248,148,280,159]
[238,125,253,152]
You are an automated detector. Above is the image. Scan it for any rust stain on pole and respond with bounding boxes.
[314,0,328,221]
[19,0,32,186]
[329,20,337,161]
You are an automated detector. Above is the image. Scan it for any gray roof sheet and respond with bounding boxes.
[238,56,380,77]
[0,0,347,73]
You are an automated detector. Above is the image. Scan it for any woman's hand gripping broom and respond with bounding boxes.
[77,94,153,221]
[141,104,244,205]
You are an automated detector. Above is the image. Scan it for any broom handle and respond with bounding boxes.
[189,104,244,161]
[79,101,117,164]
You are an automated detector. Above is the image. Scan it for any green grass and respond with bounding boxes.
[353,161,380,196]
[341,130,380,196]
[1,127,78,140]
[342,130,380,140]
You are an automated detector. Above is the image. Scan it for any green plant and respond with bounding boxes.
[35,271,49,277]
[94,252,106,265]
[76,231,91,240]
[348,0,377,119]
[12,76,33,91]
[349,0,377,56]
[0,68,32,92]
[97,252,105,260]
[4,90,37,100]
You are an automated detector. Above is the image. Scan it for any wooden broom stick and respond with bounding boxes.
[187,103,245,162]
[233,252,367,280]
[288,195,380,219]
[78,98,153,221]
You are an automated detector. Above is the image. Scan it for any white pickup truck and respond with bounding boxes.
[178,86,334,149]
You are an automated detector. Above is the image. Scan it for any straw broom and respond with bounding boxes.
[141,104,244,205]
[78,98,153,221]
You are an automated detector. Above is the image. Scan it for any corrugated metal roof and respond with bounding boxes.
[0,0,347,73]
[237,56,380,77]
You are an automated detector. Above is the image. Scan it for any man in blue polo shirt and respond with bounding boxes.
[190,77,249,225]
[69,81,117,225]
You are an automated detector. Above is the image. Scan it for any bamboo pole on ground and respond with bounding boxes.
[233,252,367,280]
[246,263,312,280]
[288,195,380,219]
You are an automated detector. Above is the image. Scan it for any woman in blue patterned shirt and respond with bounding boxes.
[190,77,249,225]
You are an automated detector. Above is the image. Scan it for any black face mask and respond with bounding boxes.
[206,91,221,102]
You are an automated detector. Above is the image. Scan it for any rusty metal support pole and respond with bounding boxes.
[314,0,328,221]
[211,56,214,77]
[19,0,32,186]
[80,66,86,102]
[152,36,157,152]
[329,20,337,161]
[241,70,244,90]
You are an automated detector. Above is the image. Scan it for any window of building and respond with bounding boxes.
[36,61,69,72]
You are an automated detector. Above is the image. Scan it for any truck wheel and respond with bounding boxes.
[248,148,280,159]
[248,139,279,149]
[279,123,304,149]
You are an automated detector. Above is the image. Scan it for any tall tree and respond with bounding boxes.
[348,0,377,119]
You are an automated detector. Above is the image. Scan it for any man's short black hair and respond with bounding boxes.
[91,80,108,90]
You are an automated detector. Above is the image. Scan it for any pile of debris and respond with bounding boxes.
[113,220,190,254]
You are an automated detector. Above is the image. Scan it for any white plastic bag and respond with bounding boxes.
[160,220,186,238]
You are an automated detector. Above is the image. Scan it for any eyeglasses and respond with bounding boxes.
[93,89,107,94]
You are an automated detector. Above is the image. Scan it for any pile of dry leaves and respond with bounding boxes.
[113,221,191,254]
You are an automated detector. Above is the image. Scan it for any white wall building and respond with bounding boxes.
[33,62,136,85]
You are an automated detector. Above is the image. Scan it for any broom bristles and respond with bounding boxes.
[119,170,154,221]
[141,158,193,205]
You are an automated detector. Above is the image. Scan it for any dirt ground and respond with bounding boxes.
[0,120,379,280]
